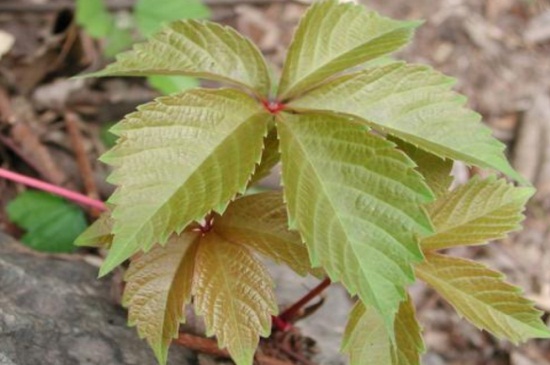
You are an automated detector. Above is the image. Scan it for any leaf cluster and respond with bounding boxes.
[77,1,549,364]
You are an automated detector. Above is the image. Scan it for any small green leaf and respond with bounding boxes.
[422,176,533,251]
[104,24,135,58]
[215,192,320,277]
[289,62,525,183]
[278,0,420,99]
[194,232,277,365]
[416,253,550,343]
[124,232,199,365]
[147,75,199,95]
[135,0,210,37]
[342,296,424,365]
[88,20,271,96]
[98,89,268,276]
[100,122,118,148]
[7,191,87,253]
[76,0,114,39]
[277,111,433,330]
[75,211,114,249]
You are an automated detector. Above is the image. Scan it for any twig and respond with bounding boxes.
[278,278,331,322]
[64,111,101,216]
[0,168,107,211]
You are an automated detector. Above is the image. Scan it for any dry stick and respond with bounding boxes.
[64,111,101,217]
[278,278,331,322]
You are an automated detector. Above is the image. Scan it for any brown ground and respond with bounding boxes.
[0,0,550,364]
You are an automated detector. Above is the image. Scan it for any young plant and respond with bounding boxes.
[76,1,550,364]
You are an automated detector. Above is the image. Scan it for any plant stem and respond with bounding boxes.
[278,278,331,322]
[0,167,107,211]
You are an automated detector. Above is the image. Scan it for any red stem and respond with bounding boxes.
[0,167,107,211]
[278,278,331,322]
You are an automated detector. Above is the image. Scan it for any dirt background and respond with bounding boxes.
[0,0,550,364]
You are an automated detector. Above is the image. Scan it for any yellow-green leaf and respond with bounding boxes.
[416,253,550,343]
[289,63,525,183]
[395,139,453,198]
[422,176,533,251]
[248,125,279,187]
[278,0,419,100]
[342,296,424,365]
[99,89,268,275]
[277,111,433,330]
[193,232,277,365]
[88,20,271,96]
[214,192,319,277]
[75,211,114,249]
[123,232,200,364]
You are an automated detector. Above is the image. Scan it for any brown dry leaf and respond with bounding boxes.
[123,232,200,364]
[193,232,277,365]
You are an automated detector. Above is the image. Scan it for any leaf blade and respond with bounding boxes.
[215,191,318,277]
[416,253,550,343]
[88,20,271,95]
[193,232,277,365]
[123,232,199,364]
[422,176,533,251]
[342,296,424,365]
[289,63,524,183]
[277,111,433,329]
[75,211,114,249]
[278,0,419,99]
[100,89,268,275]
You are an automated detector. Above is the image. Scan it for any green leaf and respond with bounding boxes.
[342,296,424,365]
[277,111,434,329]
[76,0,114,39]
[123,232,199,365]
[89,20,271,96]
[104,24,135,58]
[135,0,210,37]
[98,89,268,276]
[422,176,533,251]
[75,211,114,249]
[193,232,277,365]
[7,191,87,253]
[215,192,320,277]
[416,253,550,343]
[395,139,453,198]
[248,126,279,187]
[147,75,199,95]
[289,62,525,183]
[277,0,420,100]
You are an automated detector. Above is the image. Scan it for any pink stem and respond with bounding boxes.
[0,167,107,211]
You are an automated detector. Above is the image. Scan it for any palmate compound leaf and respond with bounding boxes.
[421,176,534,251]
[87,20,271,96]
[98,89,269,275]
[289,62,526,184]
[277,0,420,100]
[342,296,424,365]
[277,111,434,330]
[214,191,321,277]
[123,232,199,365]
[123,228,278,365]
[416,253,550,343]
[74,211,114,249]
[193,232,278,365]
